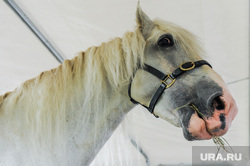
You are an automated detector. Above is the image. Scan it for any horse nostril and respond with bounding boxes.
[212,96,225,110]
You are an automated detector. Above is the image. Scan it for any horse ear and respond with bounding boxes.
[136,2,155,39]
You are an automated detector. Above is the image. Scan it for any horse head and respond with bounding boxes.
[130,4,238,141]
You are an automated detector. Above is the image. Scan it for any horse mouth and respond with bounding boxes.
[183,104,213,140]
[182,92,237,141]
[190,103,221,139]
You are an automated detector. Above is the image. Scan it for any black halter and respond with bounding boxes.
[128,60,212,118]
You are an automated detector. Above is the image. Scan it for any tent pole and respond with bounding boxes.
[249,0,250,149]
[4,0,65,63]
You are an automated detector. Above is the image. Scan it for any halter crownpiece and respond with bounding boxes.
[128,60,212,118]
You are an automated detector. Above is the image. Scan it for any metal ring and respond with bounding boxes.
[180,61,195,71]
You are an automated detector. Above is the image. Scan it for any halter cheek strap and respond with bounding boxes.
[128,60,212,118]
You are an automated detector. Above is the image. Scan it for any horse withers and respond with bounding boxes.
[0,3,237,166]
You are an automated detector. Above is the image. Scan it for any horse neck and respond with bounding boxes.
[80,88,134,165]
[0,30,143,165]
[69,32,145,164]
[79,29,145,130]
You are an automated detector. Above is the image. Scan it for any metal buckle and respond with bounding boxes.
[180,61,195,71]
[161,75,176,88]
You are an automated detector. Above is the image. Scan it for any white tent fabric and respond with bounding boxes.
[0,0,249,165]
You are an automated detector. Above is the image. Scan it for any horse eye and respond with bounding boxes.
[158,35,174,48]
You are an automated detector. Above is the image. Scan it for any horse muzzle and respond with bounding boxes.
[183,86,238,140]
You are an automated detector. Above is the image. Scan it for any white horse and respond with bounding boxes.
[0,4,238,166]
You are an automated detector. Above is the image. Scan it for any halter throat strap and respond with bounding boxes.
[128,60,212,118]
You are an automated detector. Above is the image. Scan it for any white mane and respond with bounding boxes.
[0,28,146,165]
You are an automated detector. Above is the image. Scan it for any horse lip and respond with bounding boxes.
[189,104,214,139]
[180,104,213,140]
[196,113,214,140]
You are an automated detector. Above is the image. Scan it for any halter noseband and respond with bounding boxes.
[128,60,212,118]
